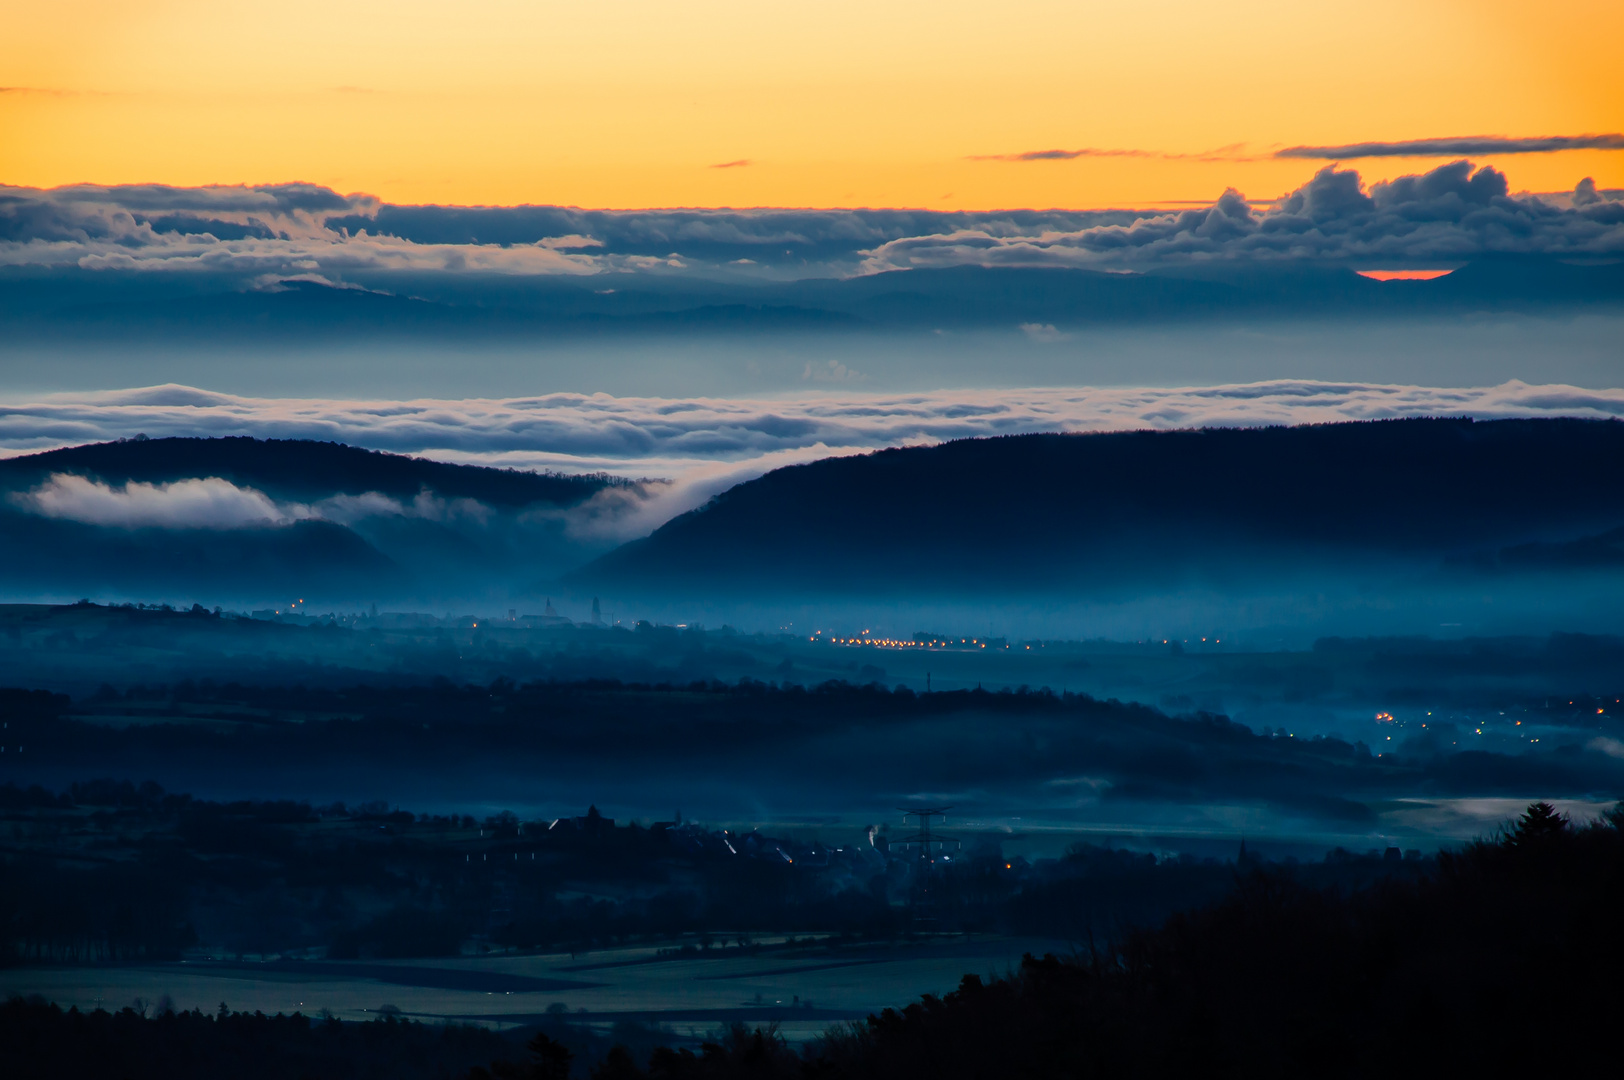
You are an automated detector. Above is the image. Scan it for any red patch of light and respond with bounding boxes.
[1356,269,1454,281]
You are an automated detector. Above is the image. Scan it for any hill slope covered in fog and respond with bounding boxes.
[0,437,623,602]
[0,436,614,507]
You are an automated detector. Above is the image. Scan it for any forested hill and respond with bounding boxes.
[574,417,1624,596]
[0,438,626,600]
[0,437,618,508]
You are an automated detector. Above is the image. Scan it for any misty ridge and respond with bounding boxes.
[4,418,1624,629]
[4,647,1623,837]
[0,437,661,601]
[3,599,1623,708]
[8,16,1624,1074]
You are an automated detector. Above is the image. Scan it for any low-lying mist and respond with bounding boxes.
[1,605,1620,850]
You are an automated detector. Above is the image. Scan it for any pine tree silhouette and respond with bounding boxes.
[1509,801,1569,846]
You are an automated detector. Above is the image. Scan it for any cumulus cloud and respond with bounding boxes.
[859,163,1624,271]
[8,161,1610,280]
[0,183,1138,279]
[1278,134,1624,159]
[13,474,306,529]
[0,182,371,246]
[0,183,604,278]
[1,227,602,278]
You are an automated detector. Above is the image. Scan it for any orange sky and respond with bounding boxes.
[2,0,1619,209]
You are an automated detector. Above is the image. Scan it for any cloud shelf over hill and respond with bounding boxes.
[1,379,1621,538]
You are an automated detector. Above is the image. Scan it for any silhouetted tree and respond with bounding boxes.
[1508,800,1568,846]
[591,1045,644,1080]
[528,1033,574,1080]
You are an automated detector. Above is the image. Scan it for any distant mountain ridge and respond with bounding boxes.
[2,259,1619,342]
[573,417,1624,597]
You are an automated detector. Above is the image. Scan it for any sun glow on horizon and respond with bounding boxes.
[1356,270,1457,281]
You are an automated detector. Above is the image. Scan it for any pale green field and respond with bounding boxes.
[0,935,1070,1042]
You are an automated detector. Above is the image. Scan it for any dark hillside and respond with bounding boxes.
[802,804,1624,1079]
[0,1001,512,1080]
[0,438,626,600]
[7,802,1617,1079]
[0,512,400,596]
[13,677,1624,834]
[0,437,617,508]
[575,418,1624,595]
[461,803,1624,1080]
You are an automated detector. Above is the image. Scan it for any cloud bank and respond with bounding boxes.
[2,161,1619,285]
[3,379,1622,539]
[14,474,303,529]
[859,163,1624,271]
[0,180,599,279]
[10,470,509,535]
[4,380,1623,535]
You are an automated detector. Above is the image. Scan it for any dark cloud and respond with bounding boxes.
[0,183,591,276]
[709,159,752,169]
[1,163,1619,279]
[970,148,1161,162]
[0,182,376,246]
[1278,134,1624,159]
[860,164,1624,270]
[330,204,1129,267]
[970,145,1250,163]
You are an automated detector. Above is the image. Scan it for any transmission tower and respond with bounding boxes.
[892,806,960,926]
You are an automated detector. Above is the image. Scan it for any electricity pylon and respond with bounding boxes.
[892,806,960,927]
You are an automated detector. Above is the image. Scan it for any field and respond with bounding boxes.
[0,934,1066,1042]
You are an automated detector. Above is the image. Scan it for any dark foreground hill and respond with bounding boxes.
[5,803,1619,1079]
[574,417,1624,598]
[574,803,1619,1079]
